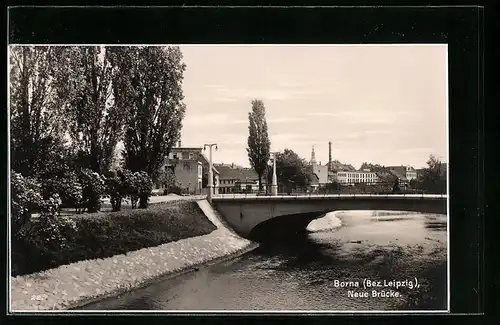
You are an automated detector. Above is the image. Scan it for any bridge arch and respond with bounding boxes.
[212,194,447,241]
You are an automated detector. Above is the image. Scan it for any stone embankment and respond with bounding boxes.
[10,200,256,311]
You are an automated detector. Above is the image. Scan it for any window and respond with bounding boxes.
[189,152,194,160]
[182,152,189,160]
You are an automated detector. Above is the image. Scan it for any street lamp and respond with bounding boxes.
[204,143,218,203]
[271,152,279,196]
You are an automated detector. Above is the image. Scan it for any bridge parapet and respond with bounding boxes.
[212,193,447,202]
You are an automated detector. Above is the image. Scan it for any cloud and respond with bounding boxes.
[202,84,227,90]
[307,112,341,117]
[267,117,304,124]
[196,83,323,103]
[216,134,248,145]
[346,118,393,125]
[214,97,239,103]
[183,113,246,127]
[397,147,435,153]
[361,129,392,135]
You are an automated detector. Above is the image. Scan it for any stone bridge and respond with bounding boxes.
[211,194,447,241]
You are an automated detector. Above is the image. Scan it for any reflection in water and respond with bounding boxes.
[79,211,447,311]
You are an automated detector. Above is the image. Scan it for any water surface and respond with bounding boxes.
[80,211,447,311]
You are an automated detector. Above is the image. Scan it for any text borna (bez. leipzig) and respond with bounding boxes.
[333,278,420,298]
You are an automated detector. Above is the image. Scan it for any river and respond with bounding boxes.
[79,210,447,311]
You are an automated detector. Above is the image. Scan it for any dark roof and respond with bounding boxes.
[217,165,259,182]
[389,169,407,181]
[170,147,204,152]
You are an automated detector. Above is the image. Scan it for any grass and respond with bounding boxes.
[11,200,217,276]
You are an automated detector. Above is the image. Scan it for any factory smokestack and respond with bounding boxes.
[328,141,332,171]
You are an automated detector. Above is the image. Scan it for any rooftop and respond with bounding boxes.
[216,165,259,182]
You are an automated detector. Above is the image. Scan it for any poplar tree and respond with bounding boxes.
[9,46,67,177]
[108,46,187,208]
[247,99,271,191]
[53,46,126,174]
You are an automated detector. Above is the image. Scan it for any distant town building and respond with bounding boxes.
[309,173,320,191]
[387,165,417,185]
[310,146,330,185]
[336,170,379,185]
[161,141,220,195]
[216,163,264,194]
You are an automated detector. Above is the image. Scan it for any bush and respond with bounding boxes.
[79,168,105,213]
[40,171,84,211]
[104,170,125,211]
[136,171,153,208]
[121,169,139,208]
[10,170,43,237]
[11,201,217,276]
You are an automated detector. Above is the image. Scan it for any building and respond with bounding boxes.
[336,169,380,185]
[161,142,220,195]
[310,146,331,186]
[216,163,263,194]
[310,144,367,186]
[309,173,320,191]
[387,165,417,186]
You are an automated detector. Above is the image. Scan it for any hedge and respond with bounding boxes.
[11,200,217,276]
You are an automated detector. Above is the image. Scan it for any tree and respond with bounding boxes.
[417,155,446,194]
[359,162,387,173]
[247,99,271,191]
[9,46,68,177]
[392,178,401,194]
[157,168,178,190]
[53,46,126,174]
[108,46,187,208]
[268,149,313,193]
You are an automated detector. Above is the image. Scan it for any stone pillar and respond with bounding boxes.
[271,154,278,196]
[204,143,217,203]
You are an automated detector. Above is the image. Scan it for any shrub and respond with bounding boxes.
[10,170,43,237]
[136,171,153,209]
[79,168,105,213]
[121,169,139,208]
[104,170,125,212]
[40,171,84,211]
[11,201,217,276]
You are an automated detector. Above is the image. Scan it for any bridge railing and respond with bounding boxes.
[213,193,447,200]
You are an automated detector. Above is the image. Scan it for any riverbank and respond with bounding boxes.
[10,200,256,311]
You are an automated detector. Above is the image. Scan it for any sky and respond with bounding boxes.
[178,45,448,170]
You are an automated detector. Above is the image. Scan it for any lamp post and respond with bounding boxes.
[204,143,218,203]
[271,152,279,196]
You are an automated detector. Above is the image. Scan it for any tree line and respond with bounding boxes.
[10,46,187,238]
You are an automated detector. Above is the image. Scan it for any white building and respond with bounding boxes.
[335,169,379,185]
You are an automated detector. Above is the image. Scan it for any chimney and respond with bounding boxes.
[177,140,182,147]
[231,162,234,168]
[328,141,332,171]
